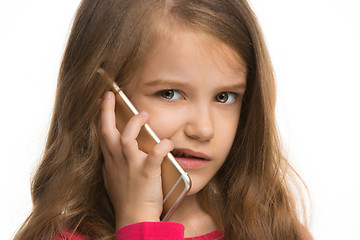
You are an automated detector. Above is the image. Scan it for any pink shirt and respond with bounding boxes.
[58,222,224,240]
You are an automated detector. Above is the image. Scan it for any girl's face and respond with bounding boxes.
[126,30,247,195]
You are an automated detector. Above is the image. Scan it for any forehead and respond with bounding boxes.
[126,29,247,91]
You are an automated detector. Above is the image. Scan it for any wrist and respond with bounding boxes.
[114,204,162,229]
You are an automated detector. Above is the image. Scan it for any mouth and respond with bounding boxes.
[171,148,210,168]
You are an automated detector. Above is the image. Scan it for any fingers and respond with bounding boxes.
[120,111,149,162]
[145,139,174,173]
[97,90,172,171]
[97,91,150,166]
[98,91,120,150]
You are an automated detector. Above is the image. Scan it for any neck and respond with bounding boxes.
[168,194,218,237]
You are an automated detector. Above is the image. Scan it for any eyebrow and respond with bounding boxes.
[143,79,246,90]
[143,79,187,87]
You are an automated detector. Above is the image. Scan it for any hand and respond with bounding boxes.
[97,91,174,229]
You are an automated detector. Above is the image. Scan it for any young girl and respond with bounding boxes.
[14,0,311,239]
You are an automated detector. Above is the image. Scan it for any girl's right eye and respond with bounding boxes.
[158,89,182,101]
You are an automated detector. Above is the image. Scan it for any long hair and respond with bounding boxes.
[14,0,309,239]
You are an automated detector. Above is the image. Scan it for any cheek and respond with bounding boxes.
[131,96,181,139]
[216,114,239,154]
[146,109,181,139]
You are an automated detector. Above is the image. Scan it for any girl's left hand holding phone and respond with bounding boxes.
[96,91,174,229]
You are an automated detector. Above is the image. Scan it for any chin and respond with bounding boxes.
[185,175,209,196]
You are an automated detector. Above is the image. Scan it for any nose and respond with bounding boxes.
[184,104,214,142]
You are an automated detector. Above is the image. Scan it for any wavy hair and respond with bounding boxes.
[14,0,310,239]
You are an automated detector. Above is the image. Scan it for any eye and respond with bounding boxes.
[215,92,237,103]
[159,89,182,100]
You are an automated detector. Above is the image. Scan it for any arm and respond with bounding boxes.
[56,222,184,240]
[115,222,184,240]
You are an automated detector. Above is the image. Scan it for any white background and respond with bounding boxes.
[1,1,359,239]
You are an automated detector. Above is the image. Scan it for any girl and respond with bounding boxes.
[14,0,311,239]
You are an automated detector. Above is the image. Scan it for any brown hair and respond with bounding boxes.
[14,0,310,239]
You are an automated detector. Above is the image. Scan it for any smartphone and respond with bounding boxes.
[98,69,191,221]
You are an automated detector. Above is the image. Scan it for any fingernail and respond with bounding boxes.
[104,92,112,99]
[140,111,148,117]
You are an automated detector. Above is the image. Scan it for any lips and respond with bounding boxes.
[171,148,210,160]
[171,148,210,168]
